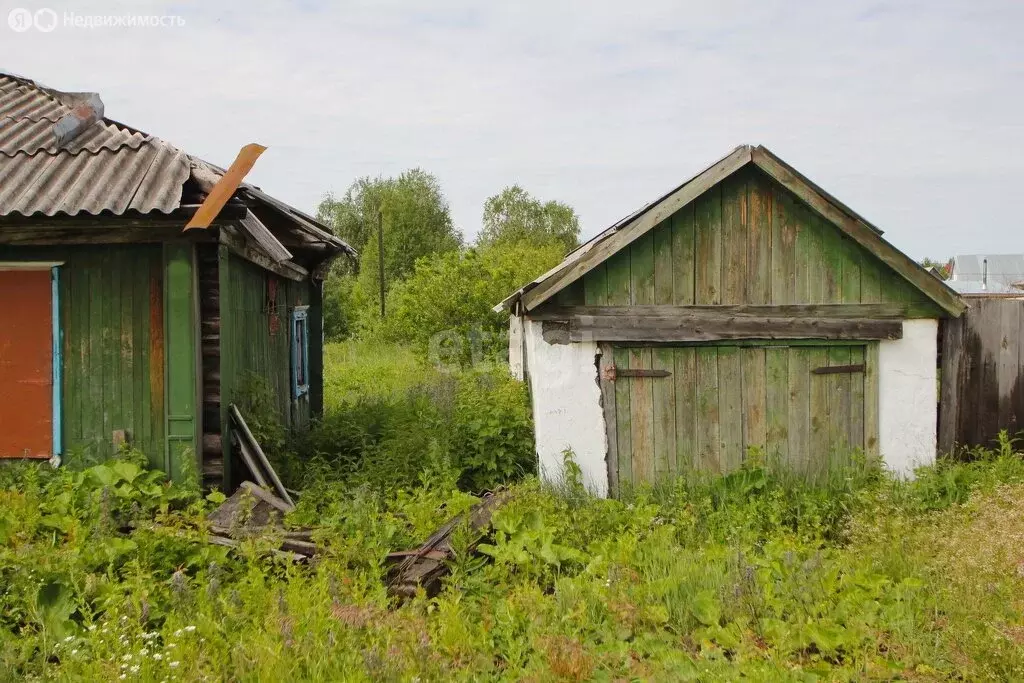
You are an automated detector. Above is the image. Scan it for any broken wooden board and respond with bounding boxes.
[386,490,511,600]
[228,404,295,507]
[206,481,316,560]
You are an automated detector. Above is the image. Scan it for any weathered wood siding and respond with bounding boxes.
[603,342,877,492]
[219,250,312,481]
[0,245,166,468]
[939,298,1024,454]
[552,167,939,313]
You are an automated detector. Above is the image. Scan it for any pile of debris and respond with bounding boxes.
[207,406,514,596]
[205,481,316,561]
[385,490,510,599]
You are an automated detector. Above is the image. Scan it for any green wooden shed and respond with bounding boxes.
[500,145,965,497]
[0,72,353,490]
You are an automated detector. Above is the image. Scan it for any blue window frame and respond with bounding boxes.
[291,306,310,399]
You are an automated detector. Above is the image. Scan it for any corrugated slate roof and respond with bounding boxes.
[0,71,352,260]
[0,73,188,216]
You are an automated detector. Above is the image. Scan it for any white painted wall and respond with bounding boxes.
[516,316,940,493]
[508,314,525,381]
[522,319,609,496]
[878,319,939,477]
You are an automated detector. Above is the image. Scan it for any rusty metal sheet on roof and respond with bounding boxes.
[0,73,188,216]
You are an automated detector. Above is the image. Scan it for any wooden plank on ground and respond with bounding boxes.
[696,347,721,472]
[741,347,767,459]
[651,348,676,479]
[629,348,655,484]
[674,347,698,473]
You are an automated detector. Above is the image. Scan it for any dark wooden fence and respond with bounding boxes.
[939,297,1024,454]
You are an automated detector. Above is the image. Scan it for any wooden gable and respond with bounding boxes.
[510,145,964,319]
[547,165,941,315]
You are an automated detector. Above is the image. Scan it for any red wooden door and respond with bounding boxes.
[0,269,53,458]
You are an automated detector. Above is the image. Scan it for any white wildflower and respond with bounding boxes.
[184,625,196,633]
[169,661,180,668]
[63,636,75,643]
[122,653,133,661]
[153,653,163,661]
[173,629,183,637]
[88,625,97,632]
[119,676,126,681]
[130,665,140,674]
[70,649,78,656]
[166,642,176,648]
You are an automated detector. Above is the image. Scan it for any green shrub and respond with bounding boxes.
[300,365,535,493]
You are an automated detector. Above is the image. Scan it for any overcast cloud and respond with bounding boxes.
[2,0,1022,258]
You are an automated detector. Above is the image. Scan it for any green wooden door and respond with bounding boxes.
[601,342,878,493]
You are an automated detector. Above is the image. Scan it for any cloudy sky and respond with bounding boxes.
[3,0,1022,258]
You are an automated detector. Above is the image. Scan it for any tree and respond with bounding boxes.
[921,257,953,280]
[376,241,566,365]
[478,185,581,252]
[316,169,463,336]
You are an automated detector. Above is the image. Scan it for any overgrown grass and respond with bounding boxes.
[5,444,1024,680]
[275,341,536,494]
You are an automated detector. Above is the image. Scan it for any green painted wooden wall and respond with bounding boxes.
[553,166,940,314]
[163,243,199,482]
[219,249,312,440]
[0,245,166,469]
[605,342,879,491]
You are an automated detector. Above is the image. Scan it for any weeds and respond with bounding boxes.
[5,422,1024,679]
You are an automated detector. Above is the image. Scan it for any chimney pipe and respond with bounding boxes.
[983,258,988,291]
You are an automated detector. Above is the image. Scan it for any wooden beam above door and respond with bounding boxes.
[563,314,902,343]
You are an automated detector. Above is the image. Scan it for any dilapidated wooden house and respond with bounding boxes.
[500,145,965,496]
[0,72,353,490]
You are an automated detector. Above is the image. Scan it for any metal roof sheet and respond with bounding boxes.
[950,255,1024,288]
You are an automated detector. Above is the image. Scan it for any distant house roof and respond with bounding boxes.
[0,71,353,257]
[946,279,1022,296]
[950,254,1024,289]
[497,144,965,317]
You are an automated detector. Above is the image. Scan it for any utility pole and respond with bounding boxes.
[378,210,386,318]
